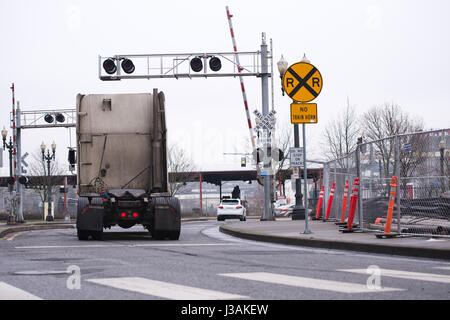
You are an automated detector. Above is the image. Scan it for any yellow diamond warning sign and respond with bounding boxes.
[290,103,318,124]
[283,62,323,103]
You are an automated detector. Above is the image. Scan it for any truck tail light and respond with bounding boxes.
[132,212,138,218]
[121,212,126,218]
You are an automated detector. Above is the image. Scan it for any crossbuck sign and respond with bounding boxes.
[254,110,276,131]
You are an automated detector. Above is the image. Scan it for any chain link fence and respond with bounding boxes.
[320,128,450,237]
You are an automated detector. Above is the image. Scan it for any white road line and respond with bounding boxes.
[86,277,248,300]
[219,272,403,293]
[15,243,238,249]
[339,268,450,284]
[0,282,42,300]
[434,266,450,271]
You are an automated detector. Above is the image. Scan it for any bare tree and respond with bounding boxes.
[323,97,360,165]
[168,143,197,197]
[361,102,424,179]
[27,149,66,206]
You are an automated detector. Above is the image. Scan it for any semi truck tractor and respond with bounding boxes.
[75,89,181,240]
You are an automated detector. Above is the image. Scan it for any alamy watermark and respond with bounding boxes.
[66,265,81,290]
[366,265,382,290]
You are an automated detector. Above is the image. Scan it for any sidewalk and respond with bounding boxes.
[219,218,450,260]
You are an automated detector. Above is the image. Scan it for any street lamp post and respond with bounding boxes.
[277,56,306,221]
[41,141,56,221]
[2,127,16,224]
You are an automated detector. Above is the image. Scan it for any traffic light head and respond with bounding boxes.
[55,113,65,123]
[121,58,135,74]
[44,114,54,123]
[18,176,29,185]
[241,157,246,167]
[209,57,222,72]
[68,149,76,165]
[7,176,15,185]
[190,57,203,72]
[103,58,117,74]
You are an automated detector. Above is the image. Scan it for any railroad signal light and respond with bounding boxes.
[44,114,54,123]
[121,58,135,74]
[209,56,222,72]
[55,113,65,123]
[103,58,117,74]
[272,147,284,161]
[18,176,29,185]
[190,57,203,72]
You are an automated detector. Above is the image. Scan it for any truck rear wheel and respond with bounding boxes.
[77,229,89,240]
[76,197,104,240]
[151,197,181,240]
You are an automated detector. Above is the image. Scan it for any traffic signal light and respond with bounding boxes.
[44,114,54,123]
[55,113,65,123]
[254,148,264,163]
[44,113,65,124]
[190,57,203,72]
[272,147,284,161]
[103,58,117,74]
[209,57,222,71]
[241,157,246,167]
[7,176,15,185]
[18,176,29,185]
[190,56,222,73]
[68,148,76,165]
[121,58,135,74]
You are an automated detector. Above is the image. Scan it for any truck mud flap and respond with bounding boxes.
[76,197,104,233]
[152,197,181,240]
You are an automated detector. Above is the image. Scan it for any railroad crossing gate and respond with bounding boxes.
[282,62,323,103]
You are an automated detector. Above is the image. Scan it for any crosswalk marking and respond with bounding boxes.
[219,272,403,293]
[0,282,42,300]
[86,277,248,300]
[339,268,450,284]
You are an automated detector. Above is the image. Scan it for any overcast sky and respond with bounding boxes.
[1,0,449,175]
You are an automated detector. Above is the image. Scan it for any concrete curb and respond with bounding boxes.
[219,224,450,260]
[0,224,75,238]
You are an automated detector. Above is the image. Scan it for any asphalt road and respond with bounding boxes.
[0,219,449,300]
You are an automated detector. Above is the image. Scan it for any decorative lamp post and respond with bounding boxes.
[2,127,16,224]
[277,55,288,96]
[41,141,56,221]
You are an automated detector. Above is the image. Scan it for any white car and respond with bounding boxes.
[217,198,247,221]
[274,204,294,217]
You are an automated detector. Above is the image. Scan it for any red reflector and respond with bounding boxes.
[121,212,126,218]
[236,206,242,209]
[132,212,138,218]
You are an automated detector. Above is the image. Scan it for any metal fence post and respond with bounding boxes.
[395,135,401,234]
[356,138,363,228]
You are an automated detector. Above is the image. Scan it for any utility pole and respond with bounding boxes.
[260,33,274,221]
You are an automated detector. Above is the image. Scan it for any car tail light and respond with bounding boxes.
[281,209,288,212]
[236,205,243,209]
[218,206,224,209]
[121,212,126,218]
[132,212,138,218]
